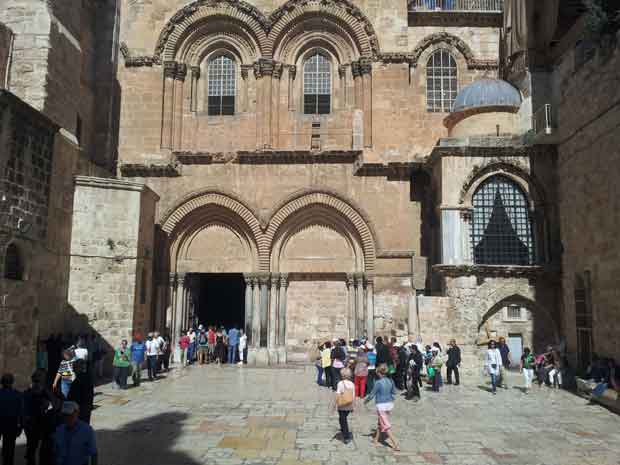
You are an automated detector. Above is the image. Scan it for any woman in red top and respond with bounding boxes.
[179,331,190,367]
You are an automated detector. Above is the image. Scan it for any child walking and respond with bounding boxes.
[364,363,400,451]
[335,368,355,444]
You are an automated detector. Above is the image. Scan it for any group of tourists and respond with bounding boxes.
[0,333,100,465]
[178,324,248,366]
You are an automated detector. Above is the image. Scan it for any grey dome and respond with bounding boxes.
[452,79,521,113]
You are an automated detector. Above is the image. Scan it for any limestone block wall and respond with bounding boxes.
[552,36,620,364]
[67,177,158,368]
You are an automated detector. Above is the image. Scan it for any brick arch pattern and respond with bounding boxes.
[155,0,270,61]
[267,0,380,59]
[264,191,377,272]
[411,32,475,68]
[180,25,260,65]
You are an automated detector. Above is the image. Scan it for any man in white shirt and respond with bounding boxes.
[74,337,89,361]
[145,333,159,380]
[238,329,247,365]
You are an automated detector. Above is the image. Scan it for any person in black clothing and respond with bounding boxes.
[406,345,423,401]
[375,337,390,366]
[446,339,461,385]
[68,360,94,424]
[395,344,408,390]
[23,370,56,465]
[0,373,22,465]
[330,341,346,391]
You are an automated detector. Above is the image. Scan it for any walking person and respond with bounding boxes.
[130,335,146,386]
[187,328,197,365]
[67,359,94,424]
[145,333,159,380]
[497,336,511,388]
[0,373,23,465]
[197,328,209,365]
[214,328,226,365]
[446,339,461,386]
[238,329,247,365]
[321,342,333,388]
[315,344,325,385]
[331,340,346,391]
[520,347,535,393]
[53,349,76,399]
[430,347,444,392]
[334,368,355,444]
[227,326,239,364]
[354,346,369,398]
[162,334,171,371]
[548,350,564,389]
[23,370,55,465]
[54,402,97,465]
[179,331,190,367]
[112,340,131,389]
[207,326,216,363]
[406,344,423,401]
[364,364,400,451]
[485,340,503,394]
[154,332,165,373]
[366,344,377,394]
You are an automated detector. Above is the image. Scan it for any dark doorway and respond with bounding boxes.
[195,273,245,329]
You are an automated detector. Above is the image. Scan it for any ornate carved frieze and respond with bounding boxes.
[338,65,347,79]
[240,64,253,79]
[120,162,181,177]
[288,65,297,80]
[354,162,420,179]
[191,66,201,78]
[351,61,361,77]
[237,150,361,164]
[433,264,547,279]
[163,61,178,78]
[409,32,499,70]
[359,57,372,75]
[120,42,158,67]
[175,63,188,81]
[273,62,283,80]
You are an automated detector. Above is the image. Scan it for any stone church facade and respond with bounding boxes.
[1,0,618,379]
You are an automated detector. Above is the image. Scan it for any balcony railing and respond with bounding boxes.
[409,0,503,12]
[532,104,555,136]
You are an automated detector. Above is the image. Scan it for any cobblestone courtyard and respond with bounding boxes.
[18,365,620,465]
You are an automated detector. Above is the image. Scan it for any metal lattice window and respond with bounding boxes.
[471,176,535,265]
[506,305,523,321]
[303,53,331,115]
[4,243,23,280]
[426,49,457,113]
[208,55,236,116]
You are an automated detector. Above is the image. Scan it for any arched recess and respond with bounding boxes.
[154,0,269,61]
[477,294,559,351]
[160,191,265,272]
[411,32,475,68]
[265,191,377,272]
[268,0,380,59]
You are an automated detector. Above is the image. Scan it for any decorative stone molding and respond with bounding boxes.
[359,57,372,75]
[410,32,498,70]
[434,264,546,279]
[120,42,157,67]
[119,163,181,178]
[288,65,296,80]
[191,66,201,78]
[407,7,502,28]
[175,63,188,81]
[237,150,361,165]
[338,65,347,79]
[351,61,361,77]
[163,61,178,78]
[273,62,283,79]
[240,64,252,79]
[376,250,416,259]
[354,161,420,179]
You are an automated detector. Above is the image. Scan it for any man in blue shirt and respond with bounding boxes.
[0,373,22,465]
[227,326,239,364]
[54,401,97,465]
[130,336,146,387]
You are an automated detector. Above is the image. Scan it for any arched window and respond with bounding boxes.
[4,243,23,280]
[207,55,236,115]
[471,176,535,265]
[303,53,331,115]
[426,49,457,112]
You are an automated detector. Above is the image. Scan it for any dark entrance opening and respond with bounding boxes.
[195,273,245,329]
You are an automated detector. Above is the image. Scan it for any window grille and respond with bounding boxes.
[303,53,331,115]
[4,243,23,280]
[506,305,522,321]
[208,55,235,115]
[426,49,457,112]
[575,272,593,372]
[471,175,535,265]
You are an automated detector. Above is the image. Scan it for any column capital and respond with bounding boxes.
[288,65,297,80]
[339,65,347,79]
[279,273,289,288]
[273,62,283,80]
[346,274,355,286]
[163,61,177,78]
[460,208,473,222]
[258,274,271,286]
[175,63,187,81]
[191,66,201,79]
[254,58,275,78]
[351,61,361,78]
[169,273,177,287]
[175,272,186,286]
[241,64,252,79]
[359,58,372,75]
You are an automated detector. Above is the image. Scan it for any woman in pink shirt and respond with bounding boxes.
[179,332,190,366]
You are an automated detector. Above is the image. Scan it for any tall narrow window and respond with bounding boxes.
[208,55,235,115]
[426,49,457,112]
[303,53,331,115]
[471,175,535,265]
[4,243,23,280]
[575,272,593,372]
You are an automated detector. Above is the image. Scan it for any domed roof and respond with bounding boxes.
[452,79,521,113]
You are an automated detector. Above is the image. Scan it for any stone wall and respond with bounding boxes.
[553,34,620,365]
[67,177,158,367]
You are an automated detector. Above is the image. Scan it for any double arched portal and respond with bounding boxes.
[157,190,377,363]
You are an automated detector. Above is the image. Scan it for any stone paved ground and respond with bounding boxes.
[16,365,620,465]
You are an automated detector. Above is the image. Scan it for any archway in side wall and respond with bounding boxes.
[270,203,367,361]
[477,294,559,364]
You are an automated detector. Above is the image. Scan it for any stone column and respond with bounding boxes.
[161,61,177,149]
[365,276,375,341]
[255,59,274,148]
[269,274,279,349]
[172,63,187,150]
[259,275,269,347]
[278,274,288,346]
[351,61,362,110]
[360,58,372,148]
[346,274,356,340]
[287,65,296,111]
[244,274,253,345]
[338,65,347,109]
[251,277,260,347]
[272,63,282,148]
[240,65,252,113]
[166,273,176,333]
[172,273,185,361]
[190,66,200,113]
[355,274,365,339]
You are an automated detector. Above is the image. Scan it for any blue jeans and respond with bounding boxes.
[490,373,498,392]
[227,344,238,364]
[187,343,195,363]
[316,365,324,385]
[60,379,72,398]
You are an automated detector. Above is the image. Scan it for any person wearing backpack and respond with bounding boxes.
[197,329,209,365]
[334,368,355,444]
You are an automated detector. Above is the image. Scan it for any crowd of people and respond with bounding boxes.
[178,325,248,366]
